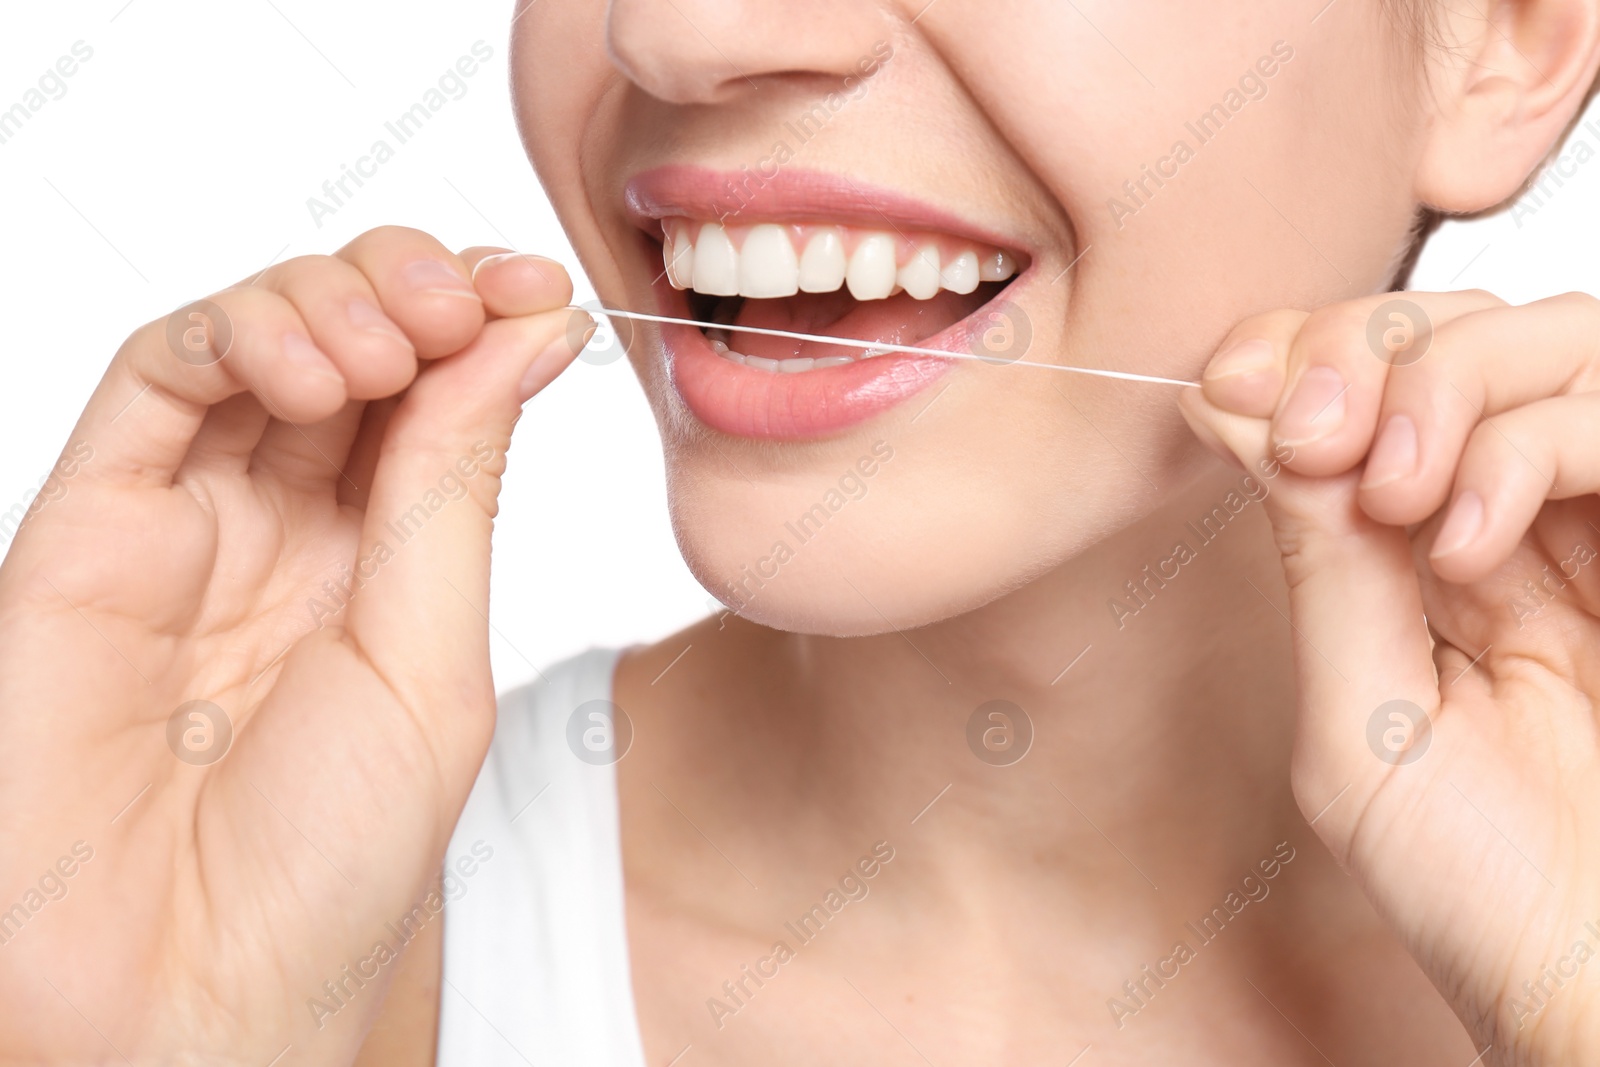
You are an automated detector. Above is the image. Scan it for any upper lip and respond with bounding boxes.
[623,164,1030,256]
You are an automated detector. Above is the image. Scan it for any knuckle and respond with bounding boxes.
[251,254,350,295]
[1295,302,1376,367]
[212,283,289,322]
[1551,290,1600,317]
[1231,307,1307,342]
[121,316,168,360]
[267,253,344,283]
[346,224,440,256]
[1463,418,1515,472]
[136,289,279,373]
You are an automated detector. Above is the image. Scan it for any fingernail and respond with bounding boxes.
[1202,338,1283,417]
[518,324,595,403]
[1275,366,1348,446]
[1205,338,1277,381]
[282,333,343,384]
[346,298,410,346]
[1360,414,1418,489]
[403,259,479,300]
[1430,490,1484,559]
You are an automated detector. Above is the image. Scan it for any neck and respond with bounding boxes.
[702,462,1301,911]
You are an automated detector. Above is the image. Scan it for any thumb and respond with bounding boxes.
[1178,344,1440,853]
[345,305,592,760]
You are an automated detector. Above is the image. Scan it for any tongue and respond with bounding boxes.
[726,288,989,362]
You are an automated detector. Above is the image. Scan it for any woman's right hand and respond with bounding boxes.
[0,227,586,1065]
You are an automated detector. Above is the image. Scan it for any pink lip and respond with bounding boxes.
[651,277,959,440]
[621,165,1030,441]
[624,165,1023,247]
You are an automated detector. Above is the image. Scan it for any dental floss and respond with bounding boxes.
[591,307,1200,388]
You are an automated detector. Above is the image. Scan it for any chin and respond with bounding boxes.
[663,449,1079,638]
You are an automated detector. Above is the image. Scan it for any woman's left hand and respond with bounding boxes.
[1181,289,1600,1066]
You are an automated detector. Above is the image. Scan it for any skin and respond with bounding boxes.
[0,1,1598,1066]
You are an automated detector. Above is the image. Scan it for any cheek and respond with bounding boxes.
[511,3,630,267]
[942,7,1421,379]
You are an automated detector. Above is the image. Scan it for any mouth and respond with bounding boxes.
[624,168,1033,440]
[665,219,1021,371]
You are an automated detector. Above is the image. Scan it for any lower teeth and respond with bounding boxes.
[707,329,855,373]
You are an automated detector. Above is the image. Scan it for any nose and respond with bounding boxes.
[606,0,893,105]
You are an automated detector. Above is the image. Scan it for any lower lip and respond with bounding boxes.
[655,279,964,440]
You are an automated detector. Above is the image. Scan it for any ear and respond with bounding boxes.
[1415,0,1600,213]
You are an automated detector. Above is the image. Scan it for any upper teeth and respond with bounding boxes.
[663,220,1018,300]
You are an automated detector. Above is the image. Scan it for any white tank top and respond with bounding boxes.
[436,647,648,1065]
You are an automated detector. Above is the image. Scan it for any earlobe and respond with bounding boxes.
[1413,0,1600,214]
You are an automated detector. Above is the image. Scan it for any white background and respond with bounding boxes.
[2,1,1597,691]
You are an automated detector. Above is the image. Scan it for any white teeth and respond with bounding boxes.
[664,221,694,289]
[898,243,941,301]
[798,228,847,292]
[692,223,739,296]
[710,340,851,374]
[943,250,980,295]
[846,233,898,301]
[979,250,1017,282]
[669,219,1019,300]
[738,224,800,298]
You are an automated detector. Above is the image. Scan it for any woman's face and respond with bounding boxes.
[512,0,1425,634]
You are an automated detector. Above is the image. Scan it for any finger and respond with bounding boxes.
[174,393,272,481]
[1268,292,1504,477]
[336,226,485,359]
[1179,382,1440,846]
[460,247,574,319]
[335,396,402,512]
[343,308,593,768]
[1198,294,1504,475]
[249,401,370,495]
[1178,385,1292,489]
[1191,309,1311,475]
[256,254,417,400]
[1359,293,1600,525]
[1427,392,1600,582]
[71,287,348,487]
[1199,310,1304,419]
